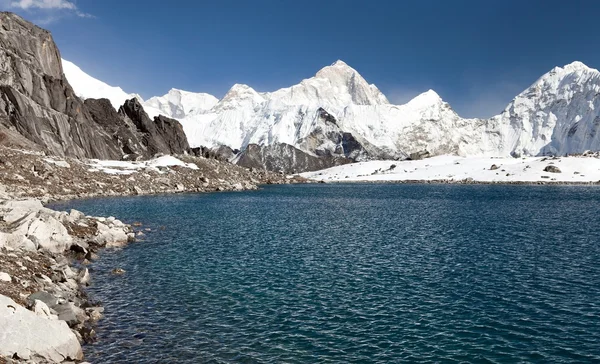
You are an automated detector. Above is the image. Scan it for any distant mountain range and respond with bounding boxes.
[3,11,600,174]
[64,53,600,168]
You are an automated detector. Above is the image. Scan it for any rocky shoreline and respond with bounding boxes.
[0,147,305,363]
[0,192,134,363]
[318,178,600,186]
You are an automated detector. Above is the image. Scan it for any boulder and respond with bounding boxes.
[111,268,126,275]
[0,199,44,224]
[0,294,83,362]
[93,222,128,247]
[54,302,85,327]
[408,150,431,160]
[26,214,72,253]
[0,271,11,281]
[31,299,58,320]
[543,165,562,173]
[0,232,36,251]
[27,291,59,308]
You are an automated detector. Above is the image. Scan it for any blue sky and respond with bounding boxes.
[1,0,599,117]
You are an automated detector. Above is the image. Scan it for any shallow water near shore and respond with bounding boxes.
[51,184,600,363]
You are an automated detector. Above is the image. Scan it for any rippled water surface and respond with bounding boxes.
[52,184,600,363]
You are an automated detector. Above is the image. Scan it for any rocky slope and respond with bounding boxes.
[0,12,191,161]
[0,146,302,202]
[0,186,135,363]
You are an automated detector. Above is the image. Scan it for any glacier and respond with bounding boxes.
[61,58,600,161]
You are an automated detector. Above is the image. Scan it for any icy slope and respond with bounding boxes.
[145,88,218,119]
[60,59,211,119]
[490,61,600,156]
[61,59,139,110]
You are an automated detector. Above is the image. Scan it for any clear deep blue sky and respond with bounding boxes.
[2,0,599,117]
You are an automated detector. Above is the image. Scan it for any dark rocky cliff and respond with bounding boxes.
[0,12,188,160]
[235,143,352,174]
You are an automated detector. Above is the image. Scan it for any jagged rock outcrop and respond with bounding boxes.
[235,143,351,174]
[84,98,148,157]
[0,12,191,160]
[118,98,189,156]
[190,145,237,161]
[0,12,123,159]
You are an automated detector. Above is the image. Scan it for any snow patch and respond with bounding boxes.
[301,155,600,183]
[87,156,198,175]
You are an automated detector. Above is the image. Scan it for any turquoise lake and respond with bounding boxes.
[51,184,600,363]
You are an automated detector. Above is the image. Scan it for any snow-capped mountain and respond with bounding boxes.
[489,61,600,157]
[145,88,218,119]
[62,58,600,167]
[176,60,478,160]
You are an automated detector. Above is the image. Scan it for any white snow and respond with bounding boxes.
[87,155,198,175]
[61,59,140,110]
[145,88,218,119]
[301,156,600,183]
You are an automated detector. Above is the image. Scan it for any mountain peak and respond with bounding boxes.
[315,61,357,79]
[405,89,444,108]
[546,61,598,77]
[331,60,349,67]
[215,83,265,110]
[562,61,591,72]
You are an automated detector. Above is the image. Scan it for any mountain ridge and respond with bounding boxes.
[62,53,600,170]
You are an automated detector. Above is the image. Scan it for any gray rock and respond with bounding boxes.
[27,291,59,309]
[85,307,104,323]
[543,165,562,173]
[236,143,352,174]
[70,242,89,255]
[118,98,190,156]
[0,294,83,361]
[408,150,431,160]
[94,221,129,247]
[54,302,85,327]
[31,299,58,320]
[0,271,11,281]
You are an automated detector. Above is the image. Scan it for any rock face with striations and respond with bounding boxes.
[118,98,189,156]
[235,143,352,174]
[0,12,189,160]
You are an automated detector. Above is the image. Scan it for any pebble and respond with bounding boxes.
[0,272,11,282]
